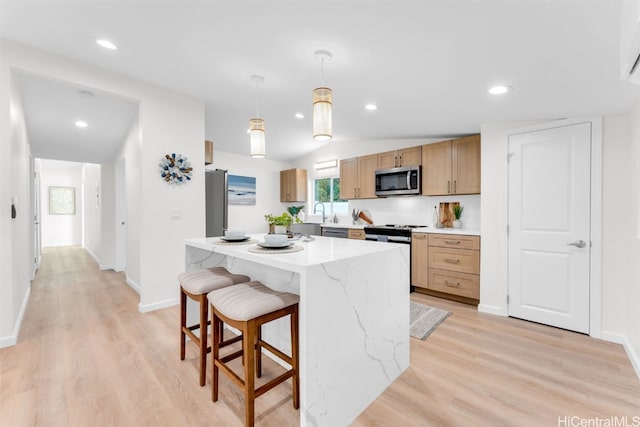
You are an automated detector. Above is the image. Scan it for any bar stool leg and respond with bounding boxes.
[199,296,209,386]
[212,306,221,402]
[180,288,187,361]
[291,305,300,409]
[244,319,256,427]
[256,325,262,378]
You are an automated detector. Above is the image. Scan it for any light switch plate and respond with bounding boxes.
[170,209,181,219]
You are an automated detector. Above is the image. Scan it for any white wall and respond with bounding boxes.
[1,40,205,340]
[39,159,84,247]
[0,62,32,346]
[292,137,481,228]
[207,149,292,234]
[624,99,640,376]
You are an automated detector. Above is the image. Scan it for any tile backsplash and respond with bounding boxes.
[348,194,481,230]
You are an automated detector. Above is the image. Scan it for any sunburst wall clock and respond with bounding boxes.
[159,153,192,184]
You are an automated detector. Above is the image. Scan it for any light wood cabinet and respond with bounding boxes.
[422,135,480,196]
[280,168,307,202]
[339,154,377,199]
[377,146,422,169]
[412,233,480,304]
[348,229,366,240]
[411,232,429,289]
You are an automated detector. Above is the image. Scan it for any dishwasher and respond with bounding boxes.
[321,227,348,239]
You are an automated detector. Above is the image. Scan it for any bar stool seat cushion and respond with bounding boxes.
[178,267,250,295]
[208,281,299,321]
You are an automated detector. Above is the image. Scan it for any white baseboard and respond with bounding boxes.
[138,298,178,313]
[477,303,507,316]
[598,330,640,380]
[99,264,115,271]
[0,286,31,348]
[125,277,141,294]
[85,246,99,263]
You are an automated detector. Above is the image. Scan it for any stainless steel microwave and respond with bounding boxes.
[375,166,421,196]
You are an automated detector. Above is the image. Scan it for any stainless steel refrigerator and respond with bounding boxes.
[205,169,228,237]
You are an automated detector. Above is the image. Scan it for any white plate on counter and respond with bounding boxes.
[220,235,250,242]
[257,241,294,249]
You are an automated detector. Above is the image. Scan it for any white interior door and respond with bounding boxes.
[33,170,42,274]
[508,122,591,333]
[115,158,127,272]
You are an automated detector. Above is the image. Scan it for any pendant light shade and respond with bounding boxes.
[312,50,333,141]
[313,87,333,141]
[249,118,265,158]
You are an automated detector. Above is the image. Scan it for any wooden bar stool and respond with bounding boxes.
[208,281,299,427]
[179,267,250,386]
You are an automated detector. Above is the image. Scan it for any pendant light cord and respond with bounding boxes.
[255,79,260,119]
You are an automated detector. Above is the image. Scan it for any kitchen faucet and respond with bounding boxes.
[313,201,326,223]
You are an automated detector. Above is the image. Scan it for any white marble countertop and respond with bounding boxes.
[412,227,481,236]
[185,234,402,273]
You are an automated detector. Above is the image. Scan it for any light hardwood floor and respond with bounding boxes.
[1,246,638,426]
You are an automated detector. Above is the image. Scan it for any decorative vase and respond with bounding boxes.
[452,219,463,229]
[274,225,288,234]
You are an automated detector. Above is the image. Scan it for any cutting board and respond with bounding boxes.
[439,202,459,228]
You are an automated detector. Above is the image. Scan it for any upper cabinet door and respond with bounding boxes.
[280,168,307,202]
[377,146,422,169]
[358,154,378,198]
[422,136,480,196]
[452,135,481,194]
[377,150,398,169]
[339,158,358,199]
[398,146,422,167]
[422,140,452,196]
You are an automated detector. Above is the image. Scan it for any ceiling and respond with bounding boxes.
[2,1,638,163]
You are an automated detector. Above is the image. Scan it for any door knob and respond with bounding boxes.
[567,240,586,248]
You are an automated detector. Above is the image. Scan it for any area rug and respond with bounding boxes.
[410,302,452,340]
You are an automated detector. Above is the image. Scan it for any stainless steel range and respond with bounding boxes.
[364,224,427,290]
[364,224,427,244]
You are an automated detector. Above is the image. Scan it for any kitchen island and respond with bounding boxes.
[185,235,410,426]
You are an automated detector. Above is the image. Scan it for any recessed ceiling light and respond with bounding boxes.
[96,39,117,50]
[488,85,512,95]
[365,104,378,111]
[75,121,88,128]
[295,113,304,119]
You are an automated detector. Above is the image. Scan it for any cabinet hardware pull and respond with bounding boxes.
[444,280,461,287]
[448,181,451,193]
[444,240,461,245]
[454,180,457,193]
[444,258,460,264]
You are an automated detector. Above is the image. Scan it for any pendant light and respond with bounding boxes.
[249,75,266,158]
[312,50,333,142]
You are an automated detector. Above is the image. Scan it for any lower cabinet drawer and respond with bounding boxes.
[428,247,479,274]
[348,229,366,240]
[428,269,479,299]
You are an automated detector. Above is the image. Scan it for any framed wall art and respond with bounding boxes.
[228,175,256,205]
[49,186,76,215]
